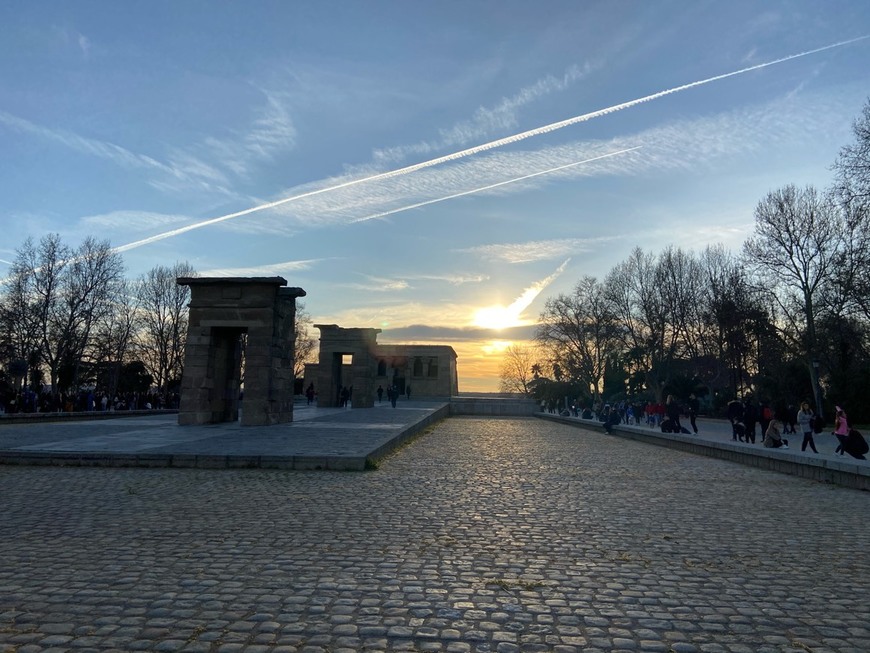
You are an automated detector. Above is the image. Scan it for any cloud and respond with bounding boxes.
[109,36,868,251]
[380,323,538,342]
[404,273,490,285]
[372,64,592,165]
[457,238,615,264]
[473,259,570,328]
[0,110,169,173]
[78,34,91,58]
[0,85,298,201]
[198,259,324,277]
[198,89,297,180]
[80,210,194,233]
[339,274,411,293]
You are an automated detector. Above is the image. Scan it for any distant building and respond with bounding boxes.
[303,325,458,407]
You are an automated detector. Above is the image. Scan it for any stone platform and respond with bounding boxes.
[0,401,449,471]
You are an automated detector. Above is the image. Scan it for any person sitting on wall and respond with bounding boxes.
[763,419,789,449]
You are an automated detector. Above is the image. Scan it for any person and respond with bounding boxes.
[339,386,350,408]
[389,384,398,408]
[727,398,744,441]
[833,406,849,456]
[376,385,384,403]
[305,383,315,406]
[406,385,411,400]
[796,401,818,453]
[687,393,699,434]
[601,404,618,434]
[744,398,759,445]
[759,401,773,440]
[665,394,683,433]
[784,403,797,434]
[763,419,789,449]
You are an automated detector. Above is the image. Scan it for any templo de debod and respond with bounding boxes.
[175,277,458,425]
[303,325,458,408]
[176,277,305,426]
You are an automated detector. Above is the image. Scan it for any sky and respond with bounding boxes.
[1,1,869,392]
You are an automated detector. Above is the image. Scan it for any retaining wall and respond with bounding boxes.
[537,413,870,491]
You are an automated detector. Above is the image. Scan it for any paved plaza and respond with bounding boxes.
[1,415,868,653]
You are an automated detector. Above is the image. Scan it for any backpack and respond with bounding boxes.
[762,406,773,421]
[812,415,825,434]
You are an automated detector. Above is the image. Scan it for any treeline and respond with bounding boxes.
[0,234,194,409]
[0,233,318,412]
[509,98,870,422]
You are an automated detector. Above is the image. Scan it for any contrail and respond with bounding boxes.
[350,147,641,224]
[113,35,868,254]
[474,258,571,329]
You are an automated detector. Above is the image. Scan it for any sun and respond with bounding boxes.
[473,305,522,330]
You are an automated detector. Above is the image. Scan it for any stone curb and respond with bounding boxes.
[537,413,870,491]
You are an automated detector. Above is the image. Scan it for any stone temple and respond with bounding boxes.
[175,276,458,425]
[303,325,458,408]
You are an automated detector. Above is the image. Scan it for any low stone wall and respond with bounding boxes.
[0,409,178,425]
[537,413,870,491]
[450,396,539,416]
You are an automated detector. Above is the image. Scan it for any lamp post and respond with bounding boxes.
[810,359,823,419]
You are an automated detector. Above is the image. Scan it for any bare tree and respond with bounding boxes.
[89,280,141,398]
[135,262,195,400]
[0,251,41,389]
[604,247,683,401]
[294,302,318,379]
[498,344,539,394]
[536,276,619,402]
[833,98,870,210]
[743,184,841,415]
[7,234,125,396]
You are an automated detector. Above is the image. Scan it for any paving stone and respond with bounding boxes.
[0,416,868,653]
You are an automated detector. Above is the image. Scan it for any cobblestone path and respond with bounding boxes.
[1,417,868,653]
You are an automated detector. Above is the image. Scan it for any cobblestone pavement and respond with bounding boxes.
[1,416,868,653]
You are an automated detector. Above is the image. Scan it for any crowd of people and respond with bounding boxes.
[0,388,177,415]
[553,393,868,460]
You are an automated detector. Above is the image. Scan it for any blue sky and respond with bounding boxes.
[2,1,869,391]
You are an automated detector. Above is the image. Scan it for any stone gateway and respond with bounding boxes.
[176,277,305,426]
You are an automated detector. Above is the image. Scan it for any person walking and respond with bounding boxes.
[377,385,384,403]
[744,398,759,445]
[834,406,849,456]
[727,398,744,441]
[665,395,683,433]
[796,401,818,453]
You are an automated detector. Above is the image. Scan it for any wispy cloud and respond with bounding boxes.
[457,238,615,264]
[198,259,324,277]
[316,262,569,330]
[0,110,169,173]
[404,273,490,285]
[80,210,194,233]
[0,86,297,200]
[372,64,592,164]
[78,34,91,58]
[198,89,297,180]
[109,34,868,252]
